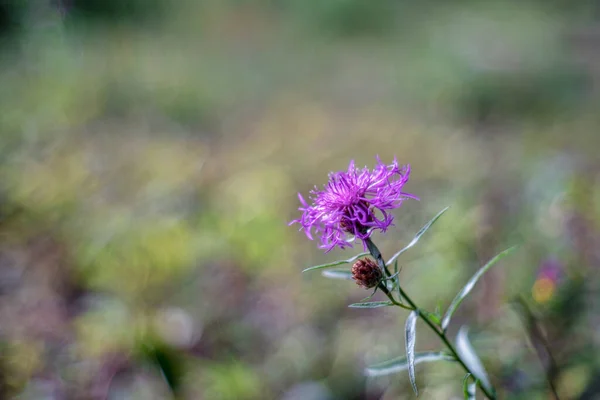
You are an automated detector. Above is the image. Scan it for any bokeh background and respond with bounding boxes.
[0,1,599,399]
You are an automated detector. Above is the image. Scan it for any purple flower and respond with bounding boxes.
[290,157,418,252]
[537,258,563,283]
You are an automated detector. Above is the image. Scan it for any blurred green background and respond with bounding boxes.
[0,1,599,399]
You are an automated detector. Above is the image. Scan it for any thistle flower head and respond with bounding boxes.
[290,156,417,252]
[351,258,383,289]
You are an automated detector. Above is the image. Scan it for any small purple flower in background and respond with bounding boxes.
[532,258,564,304]
[290,157,417,252]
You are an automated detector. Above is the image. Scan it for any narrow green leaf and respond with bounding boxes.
[348,301,394,309]
[321,269,353,280]
[441,246,517,331]
[381,271,400,291]
[422,310,441,326]
[468,381,477,399]
[360,286,380,301]
[456,327,493,396]
[405,311,418,396]
[302,252,369,273]
[365,352,455,377]
[462,374,471,397]
[463,374,476,400]
[387,207,450,266]
[395,259,402,298]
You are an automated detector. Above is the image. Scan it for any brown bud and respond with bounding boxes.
[352,258,383,289]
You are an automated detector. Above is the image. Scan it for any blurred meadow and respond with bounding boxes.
[0,0,600,399]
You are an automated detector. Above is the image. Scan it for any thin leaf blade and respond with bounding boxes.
[321,269,353,280]
[348,301,394,309]
[365,352,454,377]
[462,374,476,400]
[422,310,441,326]
[391,259,399,291]
[467,381,477,400]
[387,207,450,266]
[441,246,517,331]
[302,252,369,273]
[405,311,418,395]
[456,327,493,396]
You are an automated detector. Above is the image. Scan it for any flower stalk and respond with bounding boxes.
[292,158,511,399]
[365,238,497,400]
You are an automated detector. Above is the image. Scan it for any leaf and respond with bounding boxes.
[390,259,398,290]
[456,327,493,396]
[302,251,369,273]
[441,246,517,331]
[365,352,455,377]
[405,311,418,396]
[394,259,402,298]
[348,301,394,309]
[422,310,441,326]
[387,207,450,266]
[360,285,380,301]
[463,374,476,400]
[382,271,400,291]
[321,268,353,280]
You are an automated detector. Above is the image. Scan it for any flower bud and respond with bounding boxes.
[351,258,382,289]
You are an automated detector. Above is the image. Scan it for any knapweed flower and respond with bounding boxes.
[290,157,417,251]
[352,258,383,289]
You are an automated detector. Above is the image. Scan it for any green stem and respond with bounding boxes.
[378,282,413,311]
[399,286,497,400]
[364,238,497,400]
